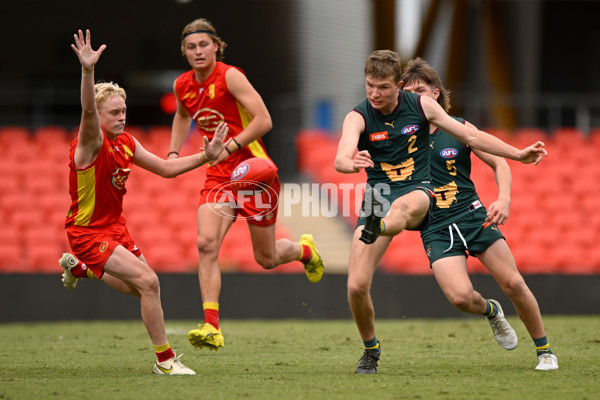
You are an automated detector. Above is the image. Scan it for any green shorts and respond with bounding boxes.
[355,181,434,232]
[420,207,505,266]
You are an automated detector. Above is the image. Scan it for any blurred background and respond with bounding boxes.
[1,0,599,319]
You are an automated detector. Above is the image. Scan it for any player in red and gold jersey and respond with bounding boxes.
[167,19,325,350]
[60,29,227,375]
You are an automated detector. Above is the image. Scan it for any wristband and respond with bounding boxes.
[167,151,179,157]
[224,147,232,155]
[82,67,94,76]
[198,152,209,164]
[232,137,242,150]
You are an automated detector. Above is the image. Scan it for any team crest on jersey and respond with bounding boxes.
[192,108,225,131]
[370,131,389,141]
[401,124,420,135]
[440,148,459,158]
[112,168,130,190]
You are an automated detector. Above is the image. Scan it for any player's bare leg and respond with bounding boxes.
[347,232,391,373]
[433,256,517,349]
[478,239,546,339]
[103,246,168,346]
[480,240,557,369]
[379,190,430,236]
[188,203,234,350]
[432,256,488,314]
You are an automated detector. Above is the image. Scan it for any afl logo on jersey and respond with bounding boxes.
[401,124,420,135]
[440,148,459,158]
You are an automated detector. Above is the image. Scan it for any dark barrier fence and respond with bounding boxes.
[2,273,599,322]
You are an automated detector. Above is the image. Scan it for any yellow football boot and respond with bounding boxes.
[188,323,225,350]
[299,234,324,283]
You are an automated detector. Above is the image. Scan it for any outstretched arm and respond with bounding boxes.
[70,29,107,168]
[422,96,548,165]
[335,111,374,173]
[134,122,228,178]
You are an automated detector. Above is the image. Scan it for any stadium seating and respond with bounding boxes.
[294,128,600,275]
[1,125,599,274]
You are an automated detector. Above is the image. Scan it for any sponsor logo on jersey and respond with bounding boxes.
[401,124,420,135]
[192,108,225,131]
[369,131,389,141]
[182,92,197,100]
[440,148,459,158]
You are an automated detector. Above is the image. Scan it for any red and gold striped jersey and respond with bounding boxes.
[65,132,136,227]
[175,62,275,179]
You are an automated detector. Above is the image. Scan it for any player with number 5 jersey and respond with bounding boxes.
[335,50,548,374]
[402,57,558,371]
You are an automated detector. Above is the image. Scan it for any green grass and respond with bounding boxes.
[1,316,598,400]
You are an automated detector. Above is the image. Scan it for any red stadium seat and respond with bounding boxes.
[589,128,600,147]
[0,126,30,147]
[145,244,193,272]
[1,127,36,163]
[482,127,513,143]
[380,233,431,274]
[123,125,146,139]
[513,128,548,148]
[26,242,66,273]
[34,126,69,144]
[296,130,336,172]
[550,127,586,145]
[0,244,23,272]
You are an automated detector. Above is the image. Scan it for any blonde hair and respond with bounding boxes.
[180,18,227,60]
[401,57,452,113]
[94,82,126,108]
[364,50,403,84]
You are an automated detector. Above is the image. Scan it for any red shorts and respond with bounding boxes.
[65,220,142,278]
[199,174,280,226]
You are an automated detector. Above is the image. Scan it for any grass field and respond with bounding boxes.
[1,316,598,400]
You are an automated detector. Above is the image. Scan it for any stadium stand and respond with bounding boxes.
[295,127,600,275]
[1,125,598,274]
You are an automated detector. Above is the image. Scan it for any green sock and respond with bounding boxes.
[534,336,553,356]
[484,300,498,320]
[363,337,379,349]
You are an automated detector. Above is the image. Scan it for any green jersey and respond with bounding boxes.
[354,91,431,186]
[423,118,482,233]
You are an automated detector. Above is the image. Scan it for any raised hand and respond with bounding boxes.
[71,29,106,70]
[204,122,229,160]
[518,141,548,165]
